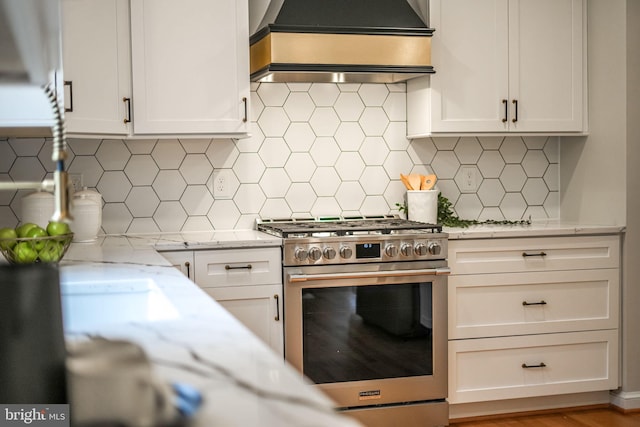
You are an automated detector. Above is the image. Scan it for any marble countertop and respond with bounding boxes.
[444,220,625,239]
[59,238,360,427]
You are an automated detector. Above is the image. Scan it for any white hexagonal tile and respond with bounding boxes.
[544,163,559,192]
[234,184,266,213]
[182,216,213,232]
[454,165,481,193]
[256,83,289,106]
[310,137,340,166]
[361,137,389,166]
[180,154,213,185]
[258,107,290,137]
[9,138,44,156]
[124,155,158,186]
[236,123,264,152]
[455,194,483,220]
[212,169,240,199]
[338,83,361,92]
[544,136,560,163]
[478,207,505,221]
[477,179,505,207]
[500,193,527,219]
[250,91,265,122]
[454,137,483,164]
[437,180,461,206]
[42,139,76,171]
[10,189,30,221]
[98,171,131,203]
[127,218,161,234]
[153,170,187,200]
[286,83,312,92]
[359,166,389,195]
[180,185,213,215]
[96,139,131,171]
[0,143,16,173]
[207,200,240,229]
[335,152,365,181]
[334,92,365,121]
[284,92,315,121]
[309,107,340,137]
[0,174,15,205]
[310,167,341,197]
[383,91,406,122]
[101,202,132,234]
[154,201,187,231]
[285,152,316,182]
[260,168,291,198]
[125,186,159,217]
[500,137,527,163]
[311,197,341,217]
[260,198,291,219]
[431,151,460,180]
[259,138,291,167]
[68,156,104,188]
[0,205,18,228]
[284,123,316,152]
[359,107,389,136]
[334,122,365,151]
[544,191,560,218]
[477,151,505,178]
[9,157,46,183]
[384,180,409,213]
[285,182,316,213]
[360,195,390,215]
[522,178,548,205]
[383,121,410,151]
[179,139,211,154]
[522,150,549,178]
[233,153,265,184]
[478,136,504,150]
[524,205,548,220]
[358,84,389,106]
[383,151,414,182]
[335,181,365,211]
[124,139,157,155]
[205,139,239,168]
[407,137,436,165]
[152,140,185,169]
[523,136,548,149]
[500,164,527,192]
[432,137,458,150]
[309,83,340,106]
[67,138,101,155]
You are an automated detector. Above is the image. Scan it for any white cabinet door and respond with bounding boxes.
[160,250,195,281]
[129,0,250,136]
[61,0,132,136]
[204,285,284,356]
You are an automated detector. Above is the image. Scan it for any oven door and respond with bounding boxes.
[284,261,448,409]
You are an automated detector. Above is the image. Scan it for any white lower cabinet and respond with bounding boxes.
[447,234,621,406]
[160,247,283,356]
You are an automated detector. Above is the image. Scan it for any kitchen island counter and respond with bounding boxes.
[59,237,360,427]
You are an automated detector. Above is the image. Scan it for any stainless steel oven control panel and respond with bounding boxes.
[283,235,448,266]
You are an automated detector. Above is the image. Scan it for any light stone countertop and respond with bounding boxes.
[444,220,625,239]
[59,236,360,427]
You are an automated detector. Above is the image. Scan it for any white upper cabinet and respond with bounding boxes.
[407,0,586,137]
[129,0,250,137]
[62,0,132,136]
[61,0,250,138]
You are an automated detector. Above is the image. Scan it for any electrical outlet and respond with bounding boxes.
[69,173,83,193]
[459,166,478,192]
[211,170,233,199]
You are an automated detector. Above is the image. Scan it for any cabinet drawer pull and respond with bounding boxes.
[274,294,280,321]
[522,300,547,306]
[184,261,190,279]
[64,80,73,112]
[502,99,508,123]
[242,97,248,123]
[512,99,518,122]
[522,362,546,369]
[225,264,252,270]
[522,251,547,257]
[123,97,132,124]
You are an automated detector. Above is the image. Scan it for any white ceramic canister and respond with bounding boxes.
[21,191,55,228]
[71,188,102,242]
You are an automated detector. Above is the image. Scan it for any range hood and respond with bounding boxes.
[249,0,434,83]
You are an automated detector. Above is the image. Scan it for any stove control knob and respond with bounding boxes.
[401,243,413,257]
[428,242,442,256]
[323,246,337,260]
[294,247,309,261]
[340,246,353,259]
[385,244,398,257]
[415,242,428,256]
[308,247,322,261]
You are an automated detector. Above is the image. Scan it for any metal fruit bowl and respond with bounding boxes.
[0,233,73,264]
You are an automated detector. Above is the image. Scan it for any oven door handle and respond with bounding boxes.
[288,267,450,283]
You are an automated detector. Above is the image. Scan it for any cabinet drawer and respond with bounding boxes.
[194,247,281,287]
[449,235,620,274]
[448,329,619,404]
[449,269,619,339]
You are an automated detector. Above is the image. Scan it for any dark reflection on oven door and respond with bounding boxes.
[302,283,433,384]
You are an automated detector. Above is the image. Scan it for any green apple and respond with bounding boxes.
[26,226,48,251]
[16,222,38,238]
[39,240,63,263]
[13,241,38,263]
[46,221,71,236]
[0,227,17,250]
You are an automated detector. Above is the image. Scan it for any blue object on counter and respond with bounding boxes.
[172,382,203,417]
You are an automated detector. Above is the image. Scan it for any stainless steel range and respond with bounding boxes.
[257,215,449,427]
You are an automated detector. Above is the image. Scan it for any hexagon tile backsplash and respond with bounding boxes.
[0,82,559,233]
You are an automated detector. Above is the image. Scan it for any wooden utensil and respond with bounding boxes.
[420,174,437,190]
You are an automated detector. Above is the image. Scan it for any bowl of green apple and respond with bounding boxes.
[0,222,73,264]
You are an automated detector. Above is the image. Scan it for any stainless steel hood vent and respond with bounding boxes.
[249,0,434,83]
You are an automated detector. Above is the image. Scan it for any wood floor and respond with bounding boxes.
[450,408,640,427]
